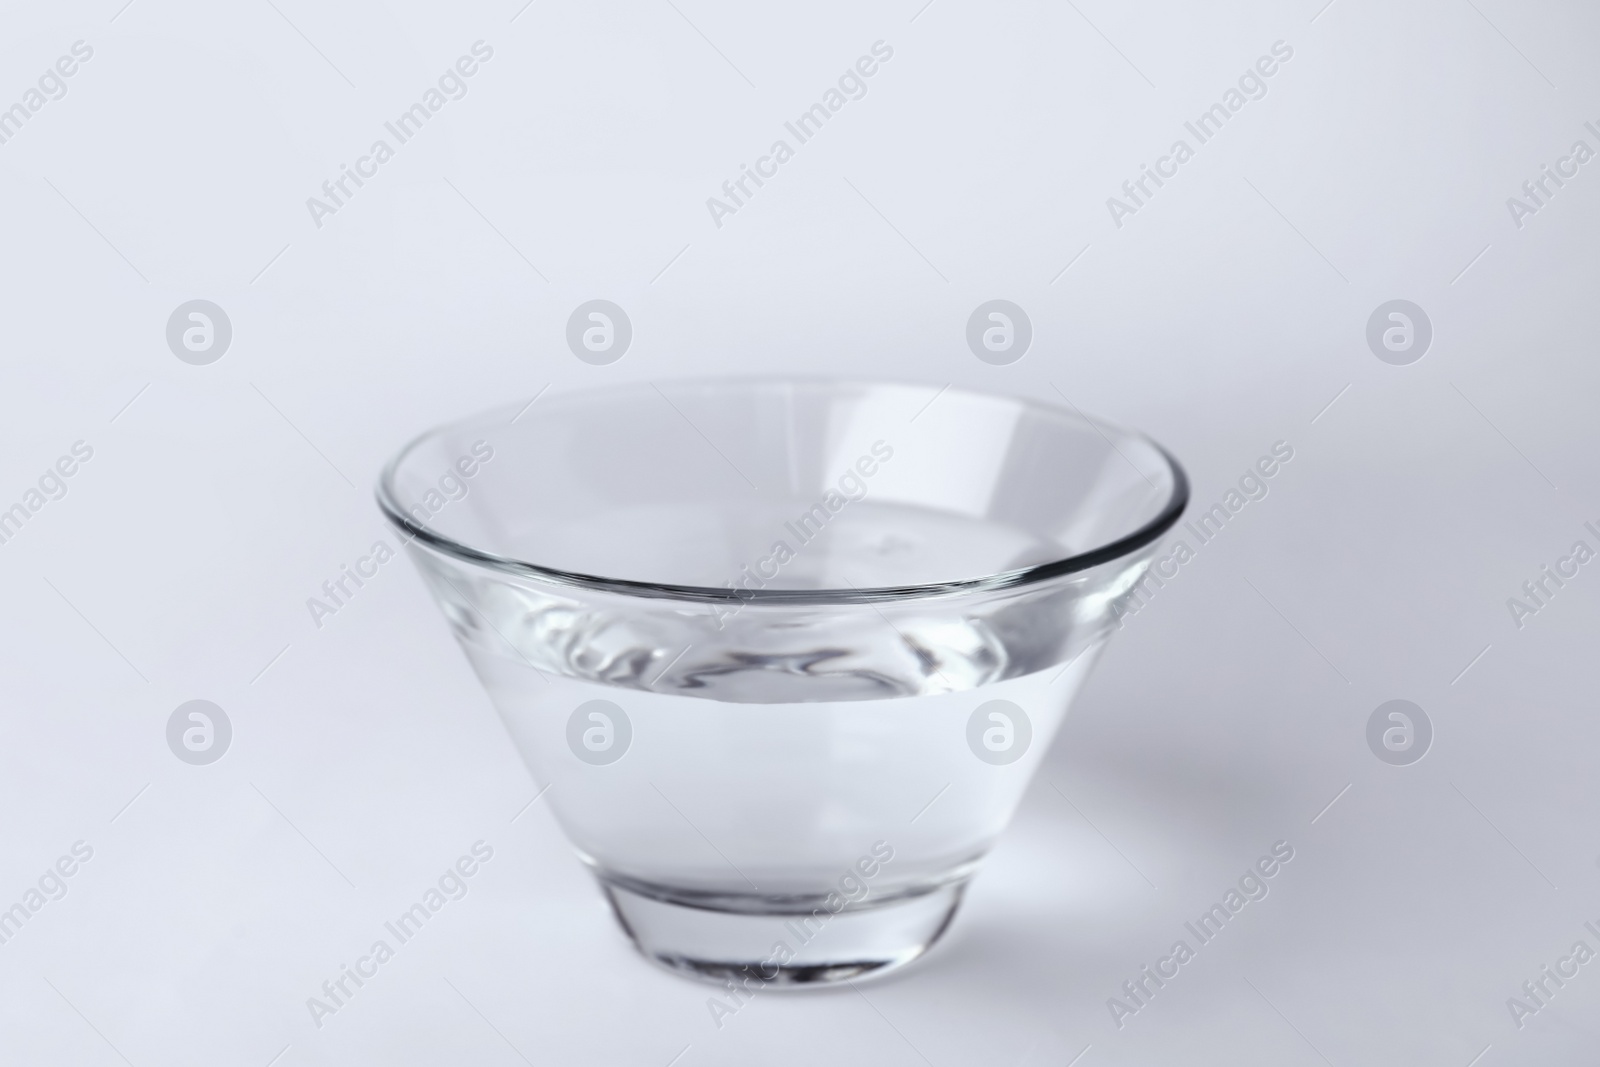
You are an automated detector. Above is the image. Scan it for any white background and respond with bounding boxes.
[1,0,1598,1063]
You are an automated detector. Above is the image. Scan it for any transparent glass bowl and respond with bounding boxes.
[377,379,1187,986]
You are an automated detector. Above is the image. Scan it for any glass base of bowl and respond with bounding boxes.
[599,876,966,987]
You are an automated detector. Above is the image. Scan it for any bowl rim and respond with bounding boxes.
[375,377,1190,605]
